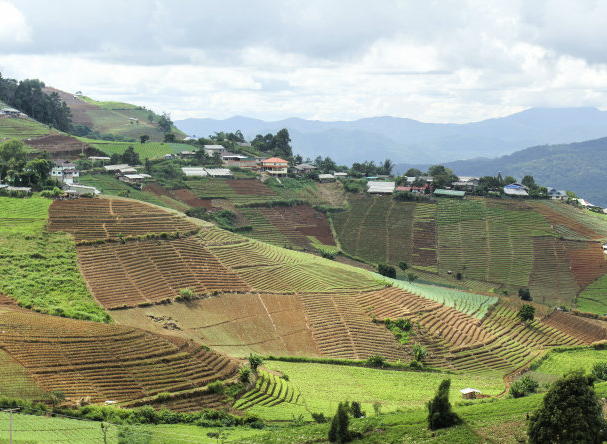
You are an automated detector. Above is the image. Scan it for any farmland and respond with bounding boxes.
[84,140,184,159]
[532,347,607,375]
[577,274,607,314]
[0,116,50,139]
[0,196,109,322]
[247,360,505,420]
[0,307,237,404]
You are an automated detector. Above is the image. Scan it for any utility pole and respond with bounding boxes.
[7,408,20,444]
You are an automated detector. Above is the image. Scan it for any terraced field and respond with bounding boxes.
[332,194,416,265]
[47,198,198,241]
[0,308,237,404]
[79,174,189,210]
[0,117,50,139]
[187,178,281,205]
[84,140,183,159]
[234,371,305,417]
[77,237,251,308]
[577,274,607,314]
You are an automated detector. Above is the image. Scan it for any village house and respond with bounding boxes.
[179,150,196,158]
[119,174,149,185]
[260,157,288,177]
[503,183,529,196]
[334,172,348,179]
[452,176,479,191]
[289,163,317,175]
[181,167,208,177]
[367,181,396,194]
[203,145,227,157]
[547,188,568,201]
[318,173,336,183]
[103,164,130,173]
[205,168,233,178]
[51,159,79,185]
[222,153,257,168]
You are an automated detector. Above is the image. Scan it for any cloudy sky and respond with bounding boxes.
[1,0,606,122]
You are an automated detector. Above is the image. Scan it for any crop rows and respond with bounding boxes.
[298,292,409,361]
[0,349,45,400]
[77,237,250,308]
[0,117,50,139]
[235,372,302,410]
[536,201,607,240]
[411,203,437,269]
[238,207,293,247]
[577,275,607,314]
[332,195,416,265]
[87,141,182,159]
[187,178,280,205]
[0,309,237,404]
[47,198,197,241]
[541,310,607,343]
[437,199,553,288]
[562,240,607,288]
[528,237,580,306]
[376,273,498,319]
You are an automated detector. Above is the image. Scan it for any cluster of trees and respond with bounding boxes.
[398,165,458,189]
[0,140,55,189]
[0,74,72,132]
[349,159,394,177]
[109,146,140,166]
[251,129,293,159]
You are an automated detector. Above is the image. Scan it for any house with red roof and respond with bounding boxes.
[260,157,288,177]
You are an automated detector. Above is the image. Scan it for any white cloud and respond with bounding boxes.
[0,1,31,44]
[0,1,606,122]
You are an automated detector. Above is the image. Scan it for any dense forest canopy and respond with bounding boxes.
[0,73,72,132]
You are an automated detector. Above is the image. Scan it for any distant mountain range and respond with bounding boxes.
[176,107,607,165]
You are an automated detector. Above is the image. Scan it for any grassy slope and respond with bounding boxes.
[81,139,185,159]
[0,117,51,140]
[0,196,109,322]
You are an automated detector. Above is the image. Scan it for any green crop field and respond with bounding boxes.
[0,196,109,323]
[0,350,45,400]
[0,117,50,140]
[577,275,607,314]
[83,140,184,159]
[533,347,607,376]
[253,360,505,420]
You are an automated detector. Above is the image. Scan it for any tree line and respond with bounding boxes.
[0,73,72,132]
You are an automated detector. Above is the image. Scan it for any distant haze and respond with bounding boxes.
[176,107,607,165]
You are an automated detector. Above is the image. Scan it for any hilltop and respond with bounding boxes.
[176,107,607,165]
[43,87,184,142]
[440,136,607,208]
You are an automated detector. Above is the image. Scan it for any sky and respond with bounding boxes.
[1,0,606,123]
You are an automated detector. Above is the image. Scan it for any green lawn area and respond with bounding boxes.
[253,361,505,420]
[0,196,110,323]
[533,347,607,376]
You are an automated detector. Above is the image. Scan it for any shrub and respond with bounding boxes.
[456,272,462,280]
[328,402,352,443]
[238,367,251,384]
[377,263,396,278]
[427,379,461,430]
[398,261,409,271]
[248,354,263,372]
[518,304,535,322]
[509,376,539,398]
[592,362,607,381]
[280,373,289,381]
[156,392,171,402]
[321,249,337,260]
[410,360,423,370]
[372,401,382,416]
[311,412,327,423]
[366,355,385,367]
[178,288,195,301]
[406,272,419,283]
[350,401,364,418]
[412,343,427,362]
[207,381,225,394]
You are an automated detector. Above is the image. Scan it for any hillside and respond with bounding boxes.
[441,136,607,207]
[175,107,607,164]
[42,87,184,141]
[331,194,607,309]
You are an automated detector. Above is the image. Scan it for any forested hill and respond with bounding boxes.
[443,137,607,207]
[176,107,607,165]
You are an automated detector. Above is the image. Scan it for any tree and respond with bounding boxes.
[248,354,263,373]
[378,263,396,278]
[528,371,607,444]
[405,168,423,177]
[272,128,292,158]
[521,175,537,189]
[163,133,176,143]
[427,379,461,430]
[518,288,532,301]
[406,272,418,283]
[48,390,65,408]
[398,261,409,271]
[140,134,149,144]
[379,159,394,176]
[503,175,516,185]
[157,112,173,133]
[121,146,140,165]
[328,402,351,443]
[518,304,535,322]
